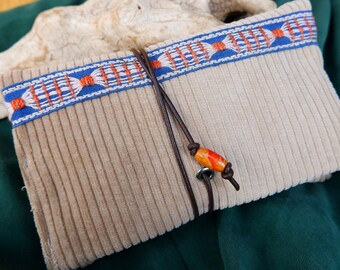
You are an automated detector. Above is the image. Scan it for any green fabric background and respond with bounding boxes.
[0,0,339,269]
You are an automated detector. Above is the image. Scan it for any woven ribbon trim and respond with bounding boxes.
[3,10,317,127]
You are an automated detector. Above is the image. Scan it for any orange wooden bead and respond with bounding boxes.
[194,147,227,172]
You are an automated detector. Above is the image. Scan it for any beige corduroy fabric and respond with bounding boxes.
[1,0,340,269]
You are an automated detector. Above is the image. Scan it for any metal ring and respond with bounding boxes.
[196,167,215,181]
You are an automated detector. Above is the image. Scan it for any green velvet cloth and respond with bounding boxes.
[1,1,339,269]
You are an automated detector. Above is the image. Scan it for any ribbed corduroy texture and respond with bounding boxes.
[1,0,340,269]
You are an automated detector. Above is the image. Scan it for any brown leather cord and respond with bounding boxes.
[132,48,241,213]
[134,53,196,146]
[203,174,214,213]
[132,48,200,218]
[222,162,239,190]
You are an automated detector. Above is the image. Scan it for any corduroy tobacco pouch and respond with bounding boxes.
[1,0,340,269]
